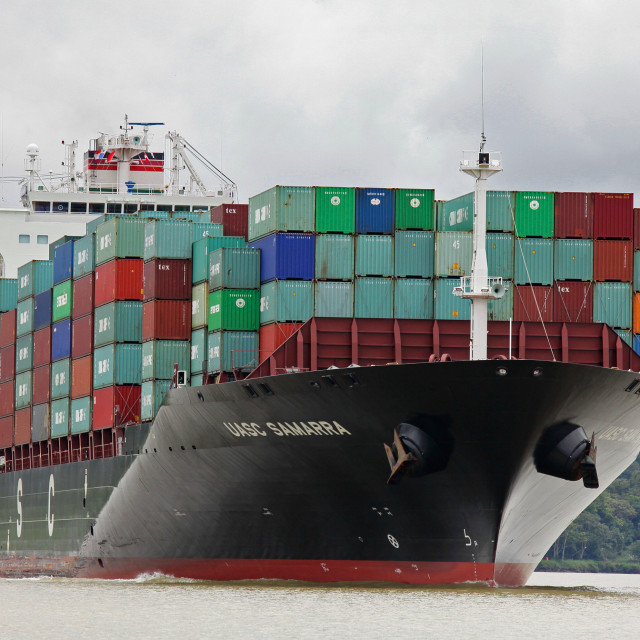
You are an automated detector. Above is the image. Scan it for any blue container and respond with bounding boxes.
[51,318,72,362]
[33,289,52,330]
[633,334,640,355]
[355,188,394,234]
[53,240,75,285]
[249,233,315,283]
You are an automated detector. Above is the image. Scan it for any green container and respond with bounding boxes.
[141,379,172,421]
[139,210,171,220]
[259,281,314,325]
[315,235,354,280]
[394,278,433,319]
[208,247,260,291]
[248,186,315,241]
[192,222,223,242]
[51,358,71,400]
[395,188,435,231]
[190,328,208,375]
[355,235,393,277]
[86,214,117,236]
[514,191,554,238]
[70,396,91,434]
[191,283,208,329]
[355,277,393,318]
[93,343,142,389]
[171,211,201,221]
[142,340,190,381]
[487,233,515,280]
[94,301,142,346]
[192,236,246,284]
[73,233,96,278]
[50,397,70,437]
[207,331,259,373]
[615,329,633,347]
[17,260,53,301]
[394,231,434,278]
[487,281,514,321]
[208,289,259,332]
[315,187,355,233]
[95,218,146,265]
[15,370,32,409]
[487,191,515,232]
[554,239,593,282]
[16,297,33,337]
[314,281,353,317]
[52,280,73,322]
[594,282,631,329]
[440,193,473,232]
[144,219,192,260]
[0,278,18,312]
[635,251,640,292]
[435,232,473,277]
[514,238,554,285]
[15,334,33,373]
[434,278,470,320]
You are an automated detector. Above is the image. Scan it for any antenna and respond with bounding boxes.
[480,43,486,152]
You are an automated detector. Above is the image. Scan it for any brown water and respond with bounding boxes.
[2,572,639,639]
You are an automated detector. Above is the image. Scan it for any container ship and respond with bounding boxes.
[0,126,640,586]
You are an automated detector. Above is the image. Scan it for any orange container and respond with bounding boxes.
[71,356,93,399]
[633,293,640,334]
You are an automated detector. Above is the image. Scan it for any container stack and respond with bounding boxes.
[207,204,249,240]
[0,308,16,449]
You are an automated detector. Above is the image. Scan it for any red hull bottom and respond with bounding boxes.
[0,556,537,586]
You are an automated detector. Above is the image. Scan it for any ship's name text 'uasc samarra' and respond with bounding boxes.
[222,421,352,438]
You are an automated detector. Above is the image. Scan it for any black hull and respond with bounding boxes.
[2,359,640,585]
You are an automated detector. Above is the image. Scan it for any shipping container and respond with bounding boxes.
[0,344,15,382]
[259,323,303,357]
[142,340,190,381]
[513,284,554,322]
[50,397,69,437]
[440,193,473,232]
[15,333,33,373]
[95,217,146,265]
[94,301,142,346]
[143,299,190,341]
[394,231,434,279]
[71,314,93,358]
[93,343,142,388]
[208,289,259,332]
[210,203,249,240]
[635,251,640,291]
[32,364,51,405]
[394,278,433,319]
[249,233,315,283]
[0,309,16,347]
[94,258,143,307]
[486,233,515,280]
[191,222,223,242]
[615,329,632,347]
[435,232,473,277]
[92,385,140,430]
[0,415,12,448]
[594,193,633,239]
[17,260,53,301]
[314,281,353,317]
[71,355,93,399]
[15,370,32,409]
[514,238,554,285]
[207,331,259,373]
[191,236,246,285]
[394,188,434,231]
[52,279,73,322]
[191,283,208,329]
[141,379,172,421]
[635,208,640,250]
[315,187,355,233]
[634,293,640,334]
[31,403,50,442]
[0,380,14,416]
[16,297,33,337]
[208,248,260,291]
[172,210,201,222]
[53,240,75,285]
[33,326,51,367]
[434,278,470,320]
[487,191,515,232]
[355,188,394,234]
[593,282,632,329]
[49,235,81,260]
[143,219,192,261]
[0,278,17,312]
[70,396,92,434]
[554,239,593,281]
[72,273,94,318]
[315,234,354,281]
[554,192,594,239]
[14,407,31,445]
[190,328,208,376]
[593,240,633,282]
[248,186,315,241]
[33,289,52,330]
[354,278,393,318]
[487,281,514,321]
[51,318,72,362]
[259,280,314,325]
[514,191,554,237]
[73,233,96,278]
[51,358,71,400]
[355,235,393,277]
[143,258,192,300]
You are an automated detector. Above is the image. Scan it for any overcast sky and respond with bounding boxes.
[1,0,639,206]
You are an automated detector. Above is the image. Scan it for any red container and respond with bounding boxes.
[0,309,16,348]
[0,344,15,382]
[593,193,633,239]
[553,281,593,323]
[634,209,640,250]
[14,407,31,445]
[143,258,191,301]
[210,204,249,240]
[142,300,190,341]
[0,415,13,448]
[0,380,14,416]
[33,326,51,367]
[92,385,141,430]
[593,240,632,282]
[72,273,94,318]
[71,356,93,399]
[72,314,94,359]
[32,364,51,405]
[94,259,143,307]
[259,323,303,357]
[554,192,593,239]
[514,285,553,322]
